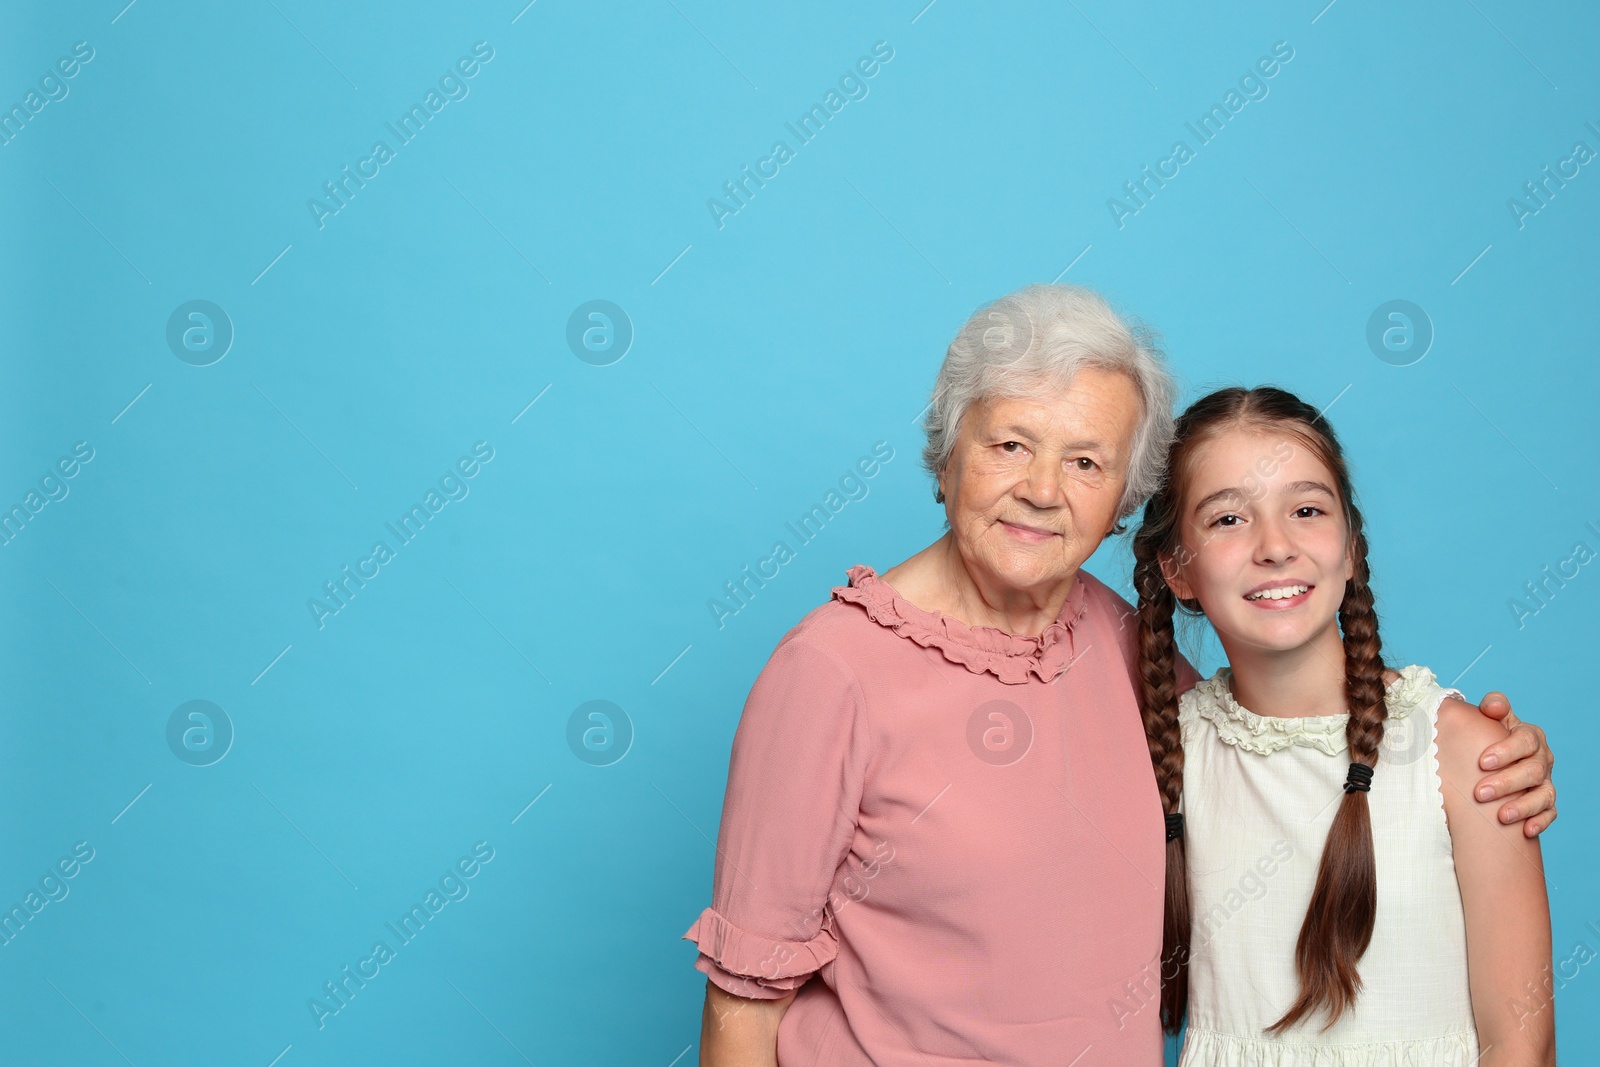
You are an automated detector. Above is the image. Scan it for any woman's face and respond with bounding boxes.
[938,366,1142,596]
[1162,427,1354,657]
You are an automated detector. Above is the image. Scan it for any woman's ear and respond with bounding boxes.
[1159,549,1196,601]
[937,455,963,508]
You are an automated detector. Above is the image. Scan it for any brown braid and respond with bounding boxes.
[1133,515,1190,1034]
[1130,385,1389,1037]
[1266,513,1387,1032]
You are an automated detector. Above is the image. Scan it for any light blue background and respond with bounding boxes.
[2,1,1595,1063]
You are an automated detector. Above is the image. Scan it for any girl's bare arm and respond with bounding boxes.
[1437,697,1555,1066]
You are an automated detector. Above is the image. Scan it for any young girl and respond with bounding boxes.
[1132,387,1554,1064]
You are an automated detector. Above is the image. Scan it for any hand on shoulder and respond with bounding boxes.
[1434,695,1513,809]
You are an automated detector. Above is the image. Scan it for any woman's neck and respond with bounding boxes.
[1220,625,1350,719]
[879,533,1077,639]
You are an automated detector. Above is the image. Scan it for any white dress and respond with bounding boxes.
[1177,664,1481,1066]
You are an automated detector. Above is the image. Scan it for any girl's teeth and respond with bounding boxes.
[1249,586,1308,601]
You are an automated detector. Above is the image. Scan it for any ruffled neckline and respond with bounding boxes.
[1182,664,1444,756]
[830,563,1090,685]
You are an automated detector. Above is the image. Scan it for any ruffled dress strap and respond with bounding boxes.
[1178,664,1460,756]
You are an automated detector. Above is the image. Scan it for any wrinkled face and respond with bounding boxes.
[1162,427,1354,656]
[938,367,1141,597]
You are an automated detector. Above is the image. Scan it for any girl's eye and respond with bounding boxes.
[1210,513,1242,528]
[1293,506,1324,519]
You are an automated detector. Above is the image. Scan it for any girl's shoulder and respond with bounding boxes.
[1433,691,1511,787]
[1382,663,1461,717]
[1175,676,1214,751]
[1176,669,1220,721]
[1176,669,1227,736]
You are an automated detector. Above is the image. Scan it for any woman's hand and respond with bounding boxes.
[699,980,796,1067]
[1472,691,1556,837]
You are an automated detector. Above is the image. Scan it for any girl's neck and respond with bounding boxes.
[1220,626,1349,719]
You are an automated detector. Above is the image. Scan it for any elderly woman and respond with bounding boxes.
[682,284,1555,1066]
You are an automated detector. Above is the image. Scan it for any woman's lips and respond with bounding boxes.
[1000,520,1057,543]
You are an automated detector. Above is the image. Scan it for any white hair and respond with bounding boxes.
[920,283,1177,525]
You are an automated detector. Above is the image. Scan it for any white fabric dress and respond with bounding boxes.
[1176,664,1481,1066]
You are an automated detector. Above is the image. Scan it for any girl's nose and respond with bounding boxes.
[1253,517,1297,565]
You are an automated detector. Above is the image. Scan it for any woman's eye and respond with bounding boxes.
[1000,441,1023,453]
[1073,457,1098,471]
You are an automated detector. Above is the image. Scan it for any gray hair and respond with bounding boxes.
[920,283,1177,524]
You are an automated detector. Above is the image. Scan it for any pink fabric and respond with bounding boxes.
[683,564,1201,1066]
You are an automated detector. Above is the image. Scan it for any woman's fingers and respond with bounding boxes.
[1477,756,1550,802]
[1522,805,1557,838]
[1477,691,1513,722]
[1495,781,1557,831]
[1479,718,1544,772]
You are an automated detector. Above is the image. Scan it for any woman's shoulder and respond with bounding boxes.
[1073,566,1136,618]
[736,605,873,732]
[772,596,878,664]
[760,571,917,678]
[1066,568,1142,665]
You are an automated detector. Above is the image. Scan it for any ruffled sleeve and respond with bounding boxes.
[682,906,839,998]
[682,633,870,999]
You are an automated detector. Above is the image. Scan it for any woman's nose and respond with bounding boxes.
[1018,460,1064,506]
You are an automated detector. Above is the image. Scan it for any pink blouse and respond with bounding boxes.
[683,563,1199,1065]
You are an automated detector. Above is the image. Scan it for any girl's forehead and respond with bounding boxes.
[1194,425,1296,460]
[1182,426,1340,496]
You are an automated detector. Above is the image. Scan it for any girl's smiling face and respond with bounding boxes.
[1160,427,1355,657]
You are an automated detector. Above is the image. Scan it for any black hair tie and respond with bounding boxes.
[1165,812,1185,841]
[1344,762,1374,794]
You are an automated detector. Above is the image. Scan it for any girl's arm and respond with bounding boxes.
[1436,697,1555,1066]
